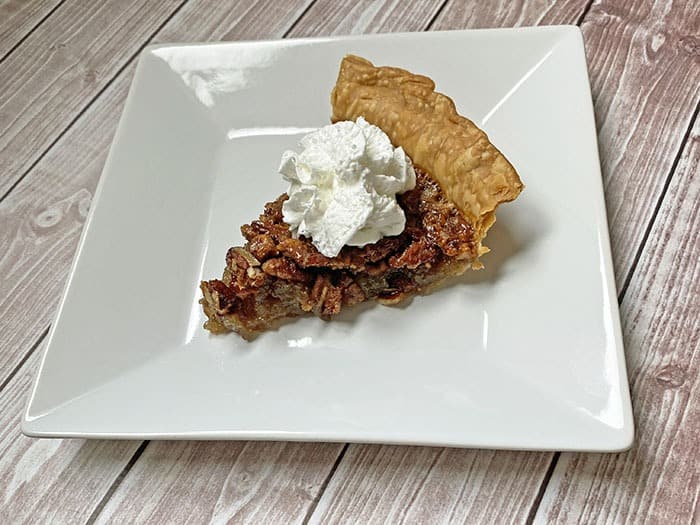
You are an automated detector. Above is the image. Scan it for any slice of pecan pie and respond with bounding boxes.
[200,55,523,339]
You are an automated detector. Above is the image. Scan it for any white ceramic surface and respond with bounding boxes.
[23,26,633,451]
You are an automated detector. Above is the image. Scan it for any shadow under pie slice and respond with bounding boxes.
[200,55,524,339]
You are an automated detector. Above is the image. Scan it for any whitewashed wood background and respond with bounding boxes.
[0,0,698,523]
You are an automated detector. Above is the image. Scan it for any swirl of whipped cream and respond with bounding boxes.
[279,117,416,258]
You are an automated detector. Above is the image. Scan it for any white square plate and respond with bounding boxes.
[23,27,634,451]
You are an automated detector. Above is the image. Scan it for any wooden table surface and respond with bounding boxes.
[1,0,698,523]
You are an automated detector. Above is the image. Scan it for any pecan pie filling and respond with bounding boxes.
[200,170,476,338]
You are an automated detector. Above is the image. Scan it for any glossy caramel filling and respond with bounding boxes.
[200,170,475,338]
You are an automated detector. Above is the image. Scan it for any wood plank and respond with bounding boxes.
[286,0,445,37]
[0,0,63,59]
[534,114,700,525]
[0,349,141,523]
[0,0,184,198]
[94,441,343,524]
[579,0,699,287]
[430,0,591,28]
[309,446,552,524]
[155,0,314,42]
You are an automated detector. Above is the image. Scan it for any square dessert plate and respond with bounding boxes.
[23,26,634,451]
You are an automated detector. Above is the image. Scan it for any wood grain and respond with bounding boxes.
[154,0,314,43]
[0,0,184,198]
[580,0,700,287]
[0,0,698,522]
[430,0,591,28]
[0,0,63,59]
[0,69,130,387]
[534,114,700,525]
[0,349,141,523]
[286,0,445,37]
[94,441,344,524]
[308,446,553,524]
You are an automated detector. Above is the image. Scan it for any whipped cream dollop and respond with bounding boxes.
[279,117,416,257]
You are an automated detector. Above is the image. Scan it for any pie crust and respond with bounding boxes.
[332,55,523,252]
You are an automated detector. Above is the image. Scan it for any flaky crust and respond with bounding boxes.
[331,55,523,252]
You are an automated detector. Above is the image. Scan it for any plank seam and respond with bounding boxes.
[525,452,560,525]
[85,440,151,524]
[617,99,700,301]
[0,325,49,394]
[425,0,450,30]
[302,443,349,524]
[282,0,319,38]
[575,0,595,26]
[0,0,68,65]
[0,0,191,205]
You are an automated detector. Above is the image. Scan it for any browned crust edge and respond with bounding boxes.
[331,54,524,258]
